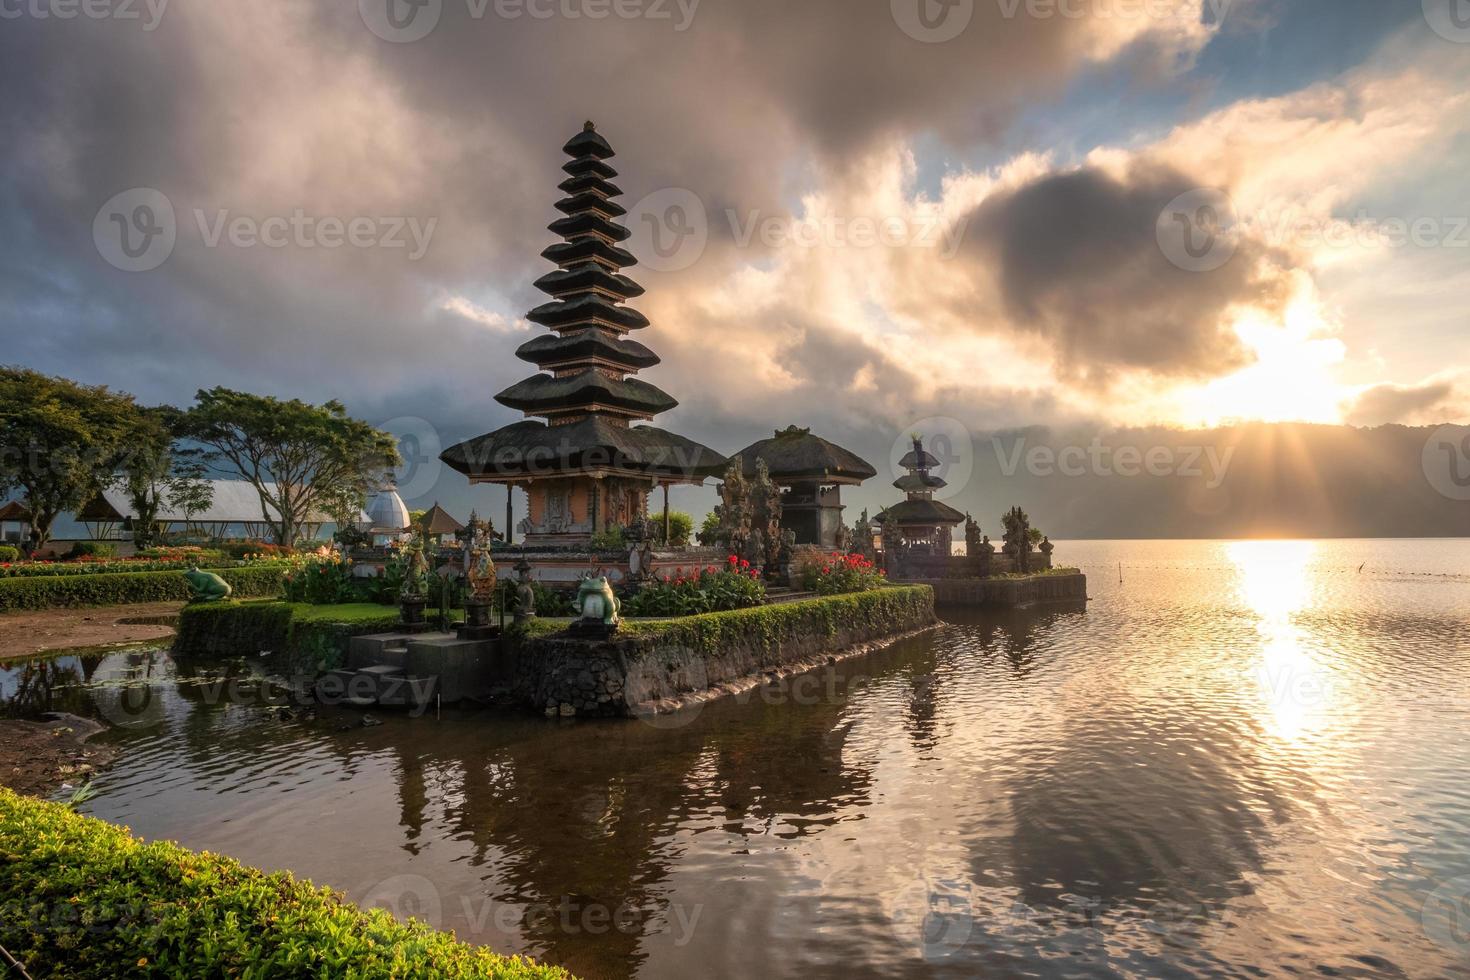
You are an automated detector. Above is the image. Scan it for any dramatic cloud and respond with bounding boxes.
[0,0,1466,523]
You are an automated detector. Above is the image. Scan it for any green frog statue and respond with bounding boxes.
[570,573,620,637]
[183,566,232,603]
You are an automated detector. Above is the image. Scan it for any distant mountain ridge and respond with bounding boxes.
[939,422,1470,540]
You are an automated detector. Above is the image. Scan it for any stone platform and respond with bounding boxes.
[900,571,1088,608]
[314,631,511,709]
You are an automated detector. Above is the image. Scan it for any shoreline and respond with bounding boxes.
[0,714,118,799]
[0,601,182,660]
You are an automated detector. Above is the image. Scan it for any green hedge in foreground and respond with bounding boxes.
[0,789,569,979]
[0,566,287,613]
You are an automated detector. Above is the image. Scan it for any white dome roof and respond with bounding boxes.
[365,485,411,533]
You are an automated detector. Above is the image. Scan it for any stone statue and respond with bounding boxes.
[401,535,430,600]
[1039,536,1055,566]
[834,522,851,554]
[514,559,537,624]
[879,514,901,576]
[1001,506,1033,574]
[183,566,232,603]
[964,514,982,557]
[467,540,497,603]
[853,509,875,562]
[572,574,620,631]
[750,458,784,571]
[716,457,751,555]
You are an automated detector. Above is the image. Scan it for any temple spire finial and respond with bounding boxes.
[584,120,596,131]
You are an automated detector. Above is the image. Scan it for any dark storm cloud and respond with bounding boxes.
[954,164,1290,382]
[0,0,1226,501]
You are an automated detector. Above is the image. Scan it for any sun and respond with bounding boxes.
[1177,284,1348,428]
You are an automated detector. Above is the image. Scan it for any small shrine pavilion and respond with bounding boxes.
[877,435,966,555]
[441,123,725,547]
[719,426,876,549]
[416,502,465,546]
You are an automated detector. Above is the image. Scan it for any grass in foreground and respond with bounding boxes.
[0,788,570,979]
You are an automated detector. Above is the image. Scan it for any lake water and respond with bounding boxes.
[6,539,1470,978]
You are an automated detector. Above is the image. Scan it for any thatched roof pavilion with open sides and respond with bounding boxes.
[714,426,877,549]
[441,123,725,547]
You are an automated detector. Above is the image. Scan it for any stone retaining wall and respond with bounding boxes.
[912,572,1088,607]
[512,586,937,718]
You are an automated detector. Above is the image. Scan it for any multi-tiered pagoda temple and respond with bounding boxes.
[442,123,724,547]
[877,435,966,555]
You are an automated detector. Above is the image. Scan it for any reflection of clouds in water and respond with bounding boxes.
[15,539,1469,978]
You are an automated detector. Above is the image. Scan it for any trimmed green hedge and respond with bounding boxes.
[637,585,935,657]
[0,566,286,613]
[170,601,297,657]
[0,788,569,979]
[510,586,936,654]
[174,602,419,676]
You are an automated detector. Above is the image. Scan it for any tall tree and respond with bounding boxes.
[184,388,400,547]
[0,368,138,553]
[114,405,212,549]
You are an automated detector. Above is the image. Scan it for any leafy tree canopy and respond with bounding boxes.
[0,368,139,551]
[184,388,401,547]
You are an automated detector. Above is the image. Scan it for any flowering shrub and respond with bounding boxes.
[280,551,361,605]
[621,556,766,617]
[799,552,885,595]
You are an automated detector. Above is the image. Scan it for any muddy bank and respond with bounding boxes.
[0,713,117,798]
[0,602,182,659]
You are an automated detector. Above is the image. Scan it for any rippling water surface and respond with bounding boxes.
[6,539,1470,978]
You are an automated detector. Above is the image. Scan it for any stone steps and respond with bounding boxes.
[316,630,506,710]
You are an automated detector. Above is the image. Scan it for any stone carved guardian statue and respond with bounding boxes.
[1001,506,1033,575]
[750,458,784,572]
[853,509,875,562]
[514,559,537,624]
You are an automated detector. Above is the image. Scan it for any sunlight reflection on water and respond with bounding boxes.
[4,539,1469,978]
